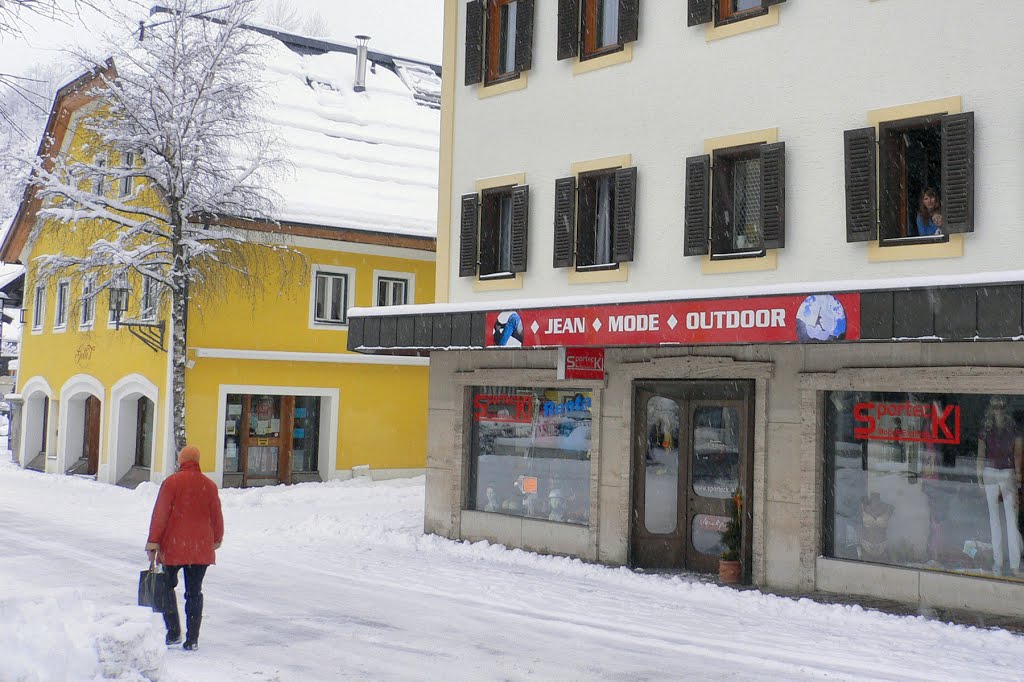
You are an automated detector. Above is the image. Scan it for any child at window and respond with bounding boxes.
[916,188,944,236]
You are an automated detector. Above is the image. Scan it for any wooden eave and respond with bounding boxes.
[0,61,115,264]
[208,216,437,253]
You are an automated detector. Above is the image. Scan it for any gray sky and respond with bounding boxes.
[0,0,444,81]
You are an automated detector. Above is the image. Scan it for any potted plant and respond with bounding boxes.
[719,488,743,584]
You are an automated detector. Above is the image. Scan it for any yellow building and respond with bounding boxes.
[2,29,439,487]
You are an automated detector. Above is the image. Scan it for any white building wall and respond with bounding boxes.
[447,0,1024,302]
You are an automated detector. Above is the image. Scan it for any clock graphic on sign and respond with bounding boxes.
[796,295,847,342]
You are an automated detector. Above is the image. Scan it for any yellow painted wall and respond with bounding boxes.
[18,102,437,481]
[18,107,171,472]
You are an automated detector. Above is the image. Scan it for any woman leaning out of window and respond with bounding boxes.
[916,187,944,236]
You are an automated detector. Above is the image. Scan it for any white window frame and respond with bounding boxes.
[53,280,70,332]
[140,275,158,321]
[118,151,135,197]
[94,155,108,196]
[372,269,415,307]
[31,284,46,333]
[80,276,96,329]
[309,265,356,330]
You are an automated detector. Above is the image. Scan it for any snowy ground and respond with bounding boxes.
[2,463,1024,681]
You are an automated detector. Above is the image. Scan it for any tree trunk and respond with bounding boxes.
[170,199,189,457]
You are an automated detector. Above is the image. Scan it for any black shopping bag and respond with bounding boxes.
[138,564,172,613]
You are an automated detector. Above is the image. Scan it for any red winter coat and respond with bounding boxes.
[147,460,224,566]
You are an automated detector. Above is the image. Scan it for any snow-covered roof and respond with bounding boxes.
[0,264,24,291]
[260,37,440,238]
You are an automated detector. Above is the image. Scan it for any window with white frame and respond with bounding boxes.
[54,282,70,329]
[32,284,46,330]
[314,270,349,324]
[376,276,410,306]
[140,275,158,320]
[94,156,107,196]
[119,151,135,197]
[80,276,96,327]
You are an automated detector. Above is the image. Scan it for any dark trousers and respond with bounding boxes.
[162,564,208,643]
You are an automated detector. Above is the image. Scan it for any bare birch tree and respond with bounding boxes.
[28,0,292,454]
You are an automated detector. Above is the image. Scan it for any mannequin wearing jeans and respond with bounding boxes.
[976,397,1023,576]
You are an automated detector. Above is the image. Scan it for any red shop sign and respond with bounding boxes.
[853,401,962,444]
[486,293,860,348]
[473,394,534,423]
[559,347,605,380]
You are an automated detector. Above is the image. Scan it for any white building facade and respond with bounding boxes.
[350,0,1024,617]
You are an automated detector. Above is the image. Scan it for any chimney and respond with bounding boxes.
[354,35,371,93]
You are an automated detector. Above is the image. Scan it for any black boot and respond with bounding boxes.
[183,592,203,649]
[163,600,182,645]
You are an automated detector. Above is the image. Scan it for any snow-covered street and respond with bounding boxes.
[2,462,1024,681]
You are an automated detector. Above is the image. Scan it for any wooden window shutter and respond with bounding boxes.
[941,111,975,234]
[515,0,535,72]
[510,185,530,273]
[553,176,577,267]
[459,192,480,277]
[687,0,714,27]
[843,127,877,243]
[557,0,581,61]
[612,166,638,262]
[759,142,785,249]
[464,0,485,86]
[684,155,710,256]
[618,0,640,45]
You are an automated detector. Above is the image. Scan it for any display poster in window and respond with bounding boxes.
[486,293,860,348]
[469,386,593,526]
[825,390,1024,583]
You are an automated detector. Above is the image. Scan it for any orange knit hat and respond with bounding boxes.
[177,445,200,464]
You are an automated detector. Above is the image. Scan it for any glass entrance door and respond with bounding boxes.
[630,381,753,576]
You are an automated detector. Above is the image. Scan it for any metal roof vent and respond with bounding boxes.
[354,35,370,93]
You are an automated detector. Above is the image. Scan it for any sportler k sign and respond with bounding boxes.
[557,347,605,380]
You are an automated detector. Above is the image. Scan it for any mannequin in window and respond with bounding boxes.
[860,492,894,562]
[483,483,500,512]
[976,396,1023,576]
[915,188,944,236]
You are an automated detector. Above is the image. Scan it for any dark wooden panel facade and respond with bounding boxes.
[348,283,1024,352]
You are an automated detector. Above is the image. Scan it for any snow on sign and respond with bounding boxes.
[558,347,605,380]
[486,294,861,348]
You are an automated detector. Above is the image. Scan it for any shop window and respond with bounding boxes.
[688,0,785,27]
[80,276,96,328]
[469,386,593,526]
[553,166,637,270]
[376,276,409,306]
[32,285,45,331]
[844,112,975,245]
[824,391,1024,581]
[54,281,69,329]
[557,0,639,62]
[459,184,530,279]
[313,270,349,324]
[464,0,534,87]
[684,142,785,258]
[292,396,321,473]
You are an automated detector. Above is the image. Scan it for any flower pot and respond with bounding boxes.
[718,559,741,584]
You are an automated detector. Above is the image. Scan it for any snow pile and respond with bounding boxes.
[0,589,165,681]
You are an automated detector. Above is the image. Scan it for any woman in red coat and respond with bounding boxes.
[146,445,224,650]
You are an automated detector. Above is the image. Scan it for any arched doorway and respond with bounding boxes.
[65,395,102,476]
[109,374,160,487]
[19,377,52,471]
[58,375,105,478]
